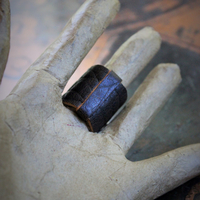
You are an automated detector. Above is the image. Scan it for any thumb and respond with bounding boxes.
[124,144,200,200]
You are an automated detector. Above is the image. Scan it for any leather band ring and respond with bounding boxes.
[62,65,127,132]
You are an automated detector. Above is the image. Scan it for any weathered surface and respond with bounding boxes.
[0,0,200,199]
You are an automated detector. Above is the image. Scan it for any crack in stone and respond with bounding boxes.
[109,163,126,178]
[38,165,55,186]
[109,164,131,200]
[4,120,15,136]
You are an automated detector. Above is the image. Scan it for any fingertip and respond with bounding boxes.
[114,0,121,12]
[135,26,161,46]
[105,26,162,88]
[155,63,182,85]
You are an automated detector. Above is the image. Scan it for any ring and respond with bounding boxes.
[62,65,127,132]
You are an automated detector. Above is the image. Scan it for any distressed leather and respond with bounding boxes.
[62,65,127,132]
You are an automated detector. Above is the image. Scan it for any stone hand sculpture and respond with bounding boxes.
[0,0,199,199]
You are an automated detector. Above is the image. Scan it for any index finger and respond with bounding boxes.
[0,0,10,83]
[15,0,120,90]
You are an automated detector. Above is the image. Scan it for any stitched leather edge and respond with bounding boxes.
[86,118,94,132]
[88,82,127,132]
[63,102,78,110]
[76,70,111,111]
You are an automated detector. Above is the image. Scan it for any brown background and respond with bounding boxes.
[0,0,200,199]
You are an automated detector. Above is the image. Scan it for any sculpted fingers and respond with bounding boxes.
[0,0,10,83]
[106,64,181,154]
[13,0,120,94]
[105,27,161,88]
[61,27,160,133]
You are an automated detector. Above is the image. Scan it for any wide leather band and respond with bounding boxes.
[62,65,127,132]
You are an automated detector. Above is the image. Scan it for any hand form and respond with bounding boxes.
[0,0,200,199]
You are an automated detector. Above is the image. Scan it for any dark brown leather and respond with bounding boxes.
[62,65,127,132]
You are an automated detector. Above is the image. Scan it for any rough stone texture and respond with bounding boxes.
[0,0,200,199]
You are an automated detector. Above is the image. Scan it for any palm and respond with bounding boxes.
[0,0,200,199]
[1,88,129,199]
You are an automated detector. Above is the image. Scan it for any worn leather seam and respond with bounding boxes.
[90,82,121,120]
[76,70,111,111]
[86,118,94,132]
[87,82,124,132]
[63,102,78,109]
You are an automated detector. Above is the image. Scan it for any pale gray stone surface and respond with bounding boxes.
[0,0,199,199]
